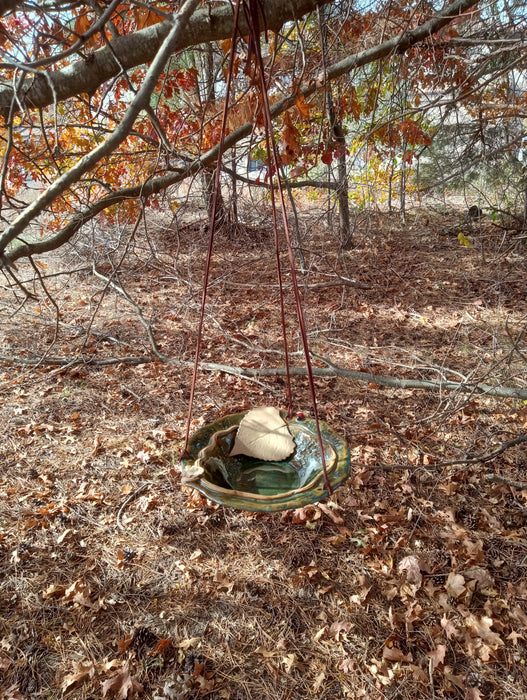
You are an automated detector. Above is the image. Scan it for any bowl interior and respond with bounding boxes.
[181,412,351,512]
[199,422,337,497]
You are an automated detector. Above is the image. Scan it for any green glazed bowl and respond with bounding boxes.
[180,411,351,512]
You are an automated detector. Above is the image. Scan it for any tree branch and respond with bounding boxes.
[0,0,202,255]
[1,352,526,400]
[0,0,482,267]
[0,0,334,121]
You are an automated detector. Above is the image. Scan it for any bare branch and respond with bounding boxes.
[1,352,526,399]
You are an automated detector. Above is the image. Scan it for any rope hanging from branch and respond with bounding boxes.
[182,0,331,494]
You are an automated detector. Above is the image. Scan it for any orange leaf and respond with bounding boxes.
[295,91,314,119]
[281,112,301,165]
[74,12,91,36]
[133,7,165,29]
[117,635,133,652]
[350,86,361,120]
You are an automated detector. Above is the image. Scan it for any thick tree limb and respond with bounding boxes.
[0,0,334,121]
[0,0,479,123]
[0,0,22,16]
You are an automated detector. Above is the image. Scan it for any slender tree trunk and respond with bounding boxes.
[399,80,408,223]
[523,169,527,230]
[230,146,238,223]
[201,43,229,225]
[388,161,394,212]
[319,8,351,248]
[334,120,351,246]
[400,151,407,223]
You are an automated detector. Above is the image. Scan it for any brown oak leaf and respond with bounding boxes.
[101,664,143,699]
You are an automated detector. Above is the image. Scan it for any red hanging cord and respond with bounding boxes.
[241,1,294,420]
[263,119,294,419]
[183,0,332,496]
[243,0,332,494]
[182,0,242,457]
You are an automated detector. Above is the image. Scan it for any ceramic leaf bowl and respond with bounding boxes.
[180,411,351,512]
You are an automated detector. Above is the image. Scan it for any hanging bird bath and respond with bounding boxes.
[181,409,351,512]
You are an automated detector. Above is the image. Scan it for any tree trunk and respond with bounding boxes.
[319,9,351,248]
[334,121,351,247]
[201,43,229,226]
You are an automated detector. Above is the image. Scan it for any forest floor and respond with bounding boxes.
[0,199,527,700]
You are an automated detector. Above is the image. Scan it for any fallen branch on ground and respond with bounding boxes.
[485,473,527,490]
[1,352,526,399]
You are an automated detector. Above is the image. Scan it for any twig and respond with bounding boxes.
[304,279,370,290]
[91,263,171,362]
[116,483,149,531]
[485,473,527,490]
[429,657,435,699]
[121,385,143,402]
[352,433,527,472]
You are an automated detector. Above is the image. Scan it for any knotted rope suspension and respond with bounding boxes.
[182,0,331,494]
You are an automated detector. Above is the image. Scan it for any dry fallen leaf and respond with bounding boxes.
[312,670,326,693]
[463,566,495,591]
[42,583,67,600]
[398,555,423,588]
[317,502,344,525]
[427,644,447,670]
[464,614,503,649]
[256,646,276,658]
[230,407,295,461]
[511,605,527,626]
[282,653,298,673]
[382,644,413,663]
[444,666,465,690]
[445,572,466,599]
[61,660,97,693]
[178,637,201,651]
[101,664,143,699]
[213,571,234,593]
[441,614,460,640]
[329,621,353,641]
[63,578,100,611]
[339,657,355,673]
[0,684,25,700]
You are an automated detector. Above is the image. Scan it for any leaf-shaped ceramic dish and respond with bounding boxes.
[180,411,351,512]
